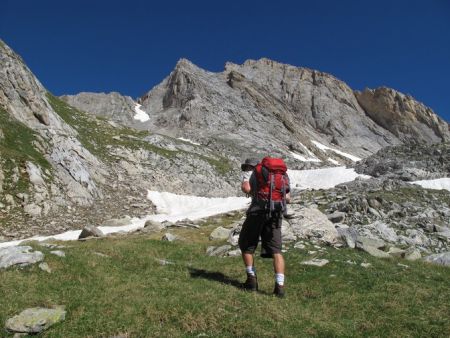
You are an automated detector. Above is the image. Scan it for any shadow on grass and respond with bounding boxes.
[188,268,272,295]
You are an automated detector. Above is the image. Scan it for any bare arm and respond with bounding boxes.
[241,181,251,194]
[285,192,291,203]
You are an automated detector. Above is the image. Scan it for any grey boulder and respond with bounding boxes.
[423,252,450,266]
[5,307,66,334]
[78,225,104,239]
[162,233,177,242]
[0,246,44,269]
[209,226,231,241]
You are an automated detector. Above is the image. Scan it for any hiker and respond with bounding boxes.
[238,157,290,297]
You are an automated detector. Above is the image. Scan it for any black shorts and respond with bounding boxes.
[238,212,282,258]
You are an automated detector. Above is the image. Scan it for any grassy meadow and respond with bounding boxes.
[1,217,449,337]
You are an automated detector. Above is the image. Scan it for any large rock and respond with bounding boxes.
[289,207,340,244]
[362,245,391,258]
[423,252,450,266]
[0,246,44,269]
[368,221,398,243]
[209,226,231,241]
[337,227,357,248]
[5,307,66,334]
[355,236,390,258]
[355,87,450,143]
[78,225,104,239]
[227,223,242,246]
[23,203,42,218]
[355,236,385,250]
[327,211,346,223]
[281,218,296,242]
[206,245,232,257]
[144,219,164,232]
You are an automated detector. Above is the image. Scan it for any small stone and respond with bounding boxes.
[361,263,372,268]
[405,249,421,261]
[301,258,329,267]
[162,233,177,242]
[155,258,174,265]
[206,245,232,257]
[5,307,66,334]
[50,250,65,258]
[327,211,346,223]
[38,262,51,273]
[293,242,306,250]
[93,252,109,258]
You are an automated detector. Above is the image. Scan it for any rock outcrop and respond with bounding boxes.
[355,87,450,143]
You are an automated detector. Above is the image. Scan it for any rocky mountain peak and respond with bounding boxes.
[0,39,67,130]
[355,87,450,143]
[174,58,200,72]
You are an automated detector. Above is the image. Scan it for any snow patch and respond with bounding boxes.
[327,158,340,165]
[311,140,361,162]
[133,103,150,122]
[288,167,369,190]
[0,192,250,249]
[146,191,249,222]
[0,167,370,248]
[410,178,450,192]
[177,137,201,146]
[289,151,321,162]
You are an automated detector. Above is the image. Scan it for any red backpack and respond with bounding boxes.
[254,157,289,216]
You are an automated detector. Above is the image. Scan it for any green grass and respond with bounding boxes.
[46,93,177,160]
[198,154,233,176]
[46,94,232,176]
[1,226,449,337]
[0,108,51,197]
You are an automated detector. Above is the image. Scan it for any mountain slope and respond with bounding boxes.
[63,58,450,167]
[0,40,239,240]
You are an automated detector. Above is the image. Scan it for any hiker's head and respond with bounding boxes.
[241,158,259,171]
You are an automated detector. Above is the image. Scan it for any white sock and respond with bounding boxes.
[275,273,285,286]
[246,266,256,276]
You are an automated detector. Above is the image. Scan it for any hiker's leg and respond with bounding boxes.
[242,252,254,267]
[273,253,285,274]
[238,214,262,279]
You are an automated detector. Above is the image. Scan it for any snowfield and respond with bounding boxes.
[133,103,150,122]
[410,178,450,192]
[0,167,369,248]
[145,191,249,222]
[288,167,369,190]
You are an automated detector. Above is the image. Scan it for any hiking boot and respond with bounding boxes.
[243,274,258,291]
[273,283,285,298]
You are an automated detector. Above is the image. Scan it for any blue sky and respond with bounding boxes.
[1,0,449,121]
